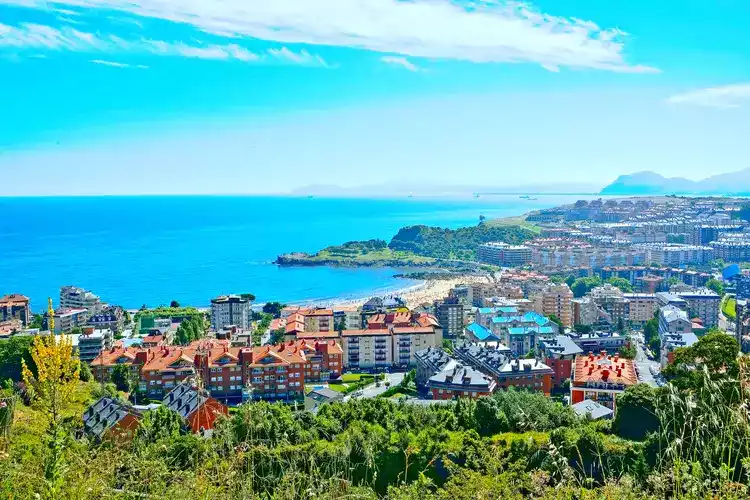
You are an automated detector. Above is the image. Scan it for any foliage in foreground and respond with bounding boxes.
[1,333,749,499]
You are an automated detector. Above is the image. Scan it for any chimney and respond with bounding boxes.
[617,368,622,377]
[601,369,609,381]
[600,350,607,358]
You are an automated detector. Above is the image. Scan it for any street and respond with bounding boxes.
[632,335,663,387]
[344,372,405,400]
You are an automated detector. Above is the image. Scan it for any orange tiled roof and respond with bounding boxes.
[0,294,30,306]
[342,329,391,337]
[301,308,333,317]
[572,351,638,387]
[392,326,436,335]
[297,331,340,339]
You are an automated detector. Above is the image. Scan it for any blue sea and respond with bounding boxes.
[0,195,592,311]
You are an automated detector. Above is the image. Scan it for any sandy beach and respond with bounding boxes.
[324,274,490,310]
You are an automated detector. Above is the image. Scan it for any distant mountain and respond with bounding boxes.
[600,168,750,195]
[290,182,601,197]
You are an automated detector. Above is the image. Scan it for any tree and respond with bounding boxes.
[662,331,739,390]
[170,300,181,308]
[79,361,92,382]
[135,405,183,444]
[29,313,44,329]
[240,293,256,302]
[565,274,576,287]
[0,336,35,382]
[618,343,637,359]
[616,317,625,333]
[613,384,659,440]
[175,316,206,345]
[574,324,593,335]
[571,277,602,298]
[111,364,132,393]
[548,315,563,328]
[70,326,83,336]
[262,301,285,317]
[667,277,682,286]
[705,278,724,296]
[22,334,80,425]
[606,277,633,293]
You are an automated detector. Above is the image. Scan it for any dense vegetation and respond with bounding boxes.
[1,332,748,498]
[277,222,537,266]
[388,224,536,260]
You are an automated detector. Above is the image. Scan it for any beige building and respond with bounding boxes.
[541,284,574,327]
[301,308,334,332]
[572,297,600,326]
[623,293,658,324]
[342,329,393,370]
[333,305,362,330]
[392,326,443,367]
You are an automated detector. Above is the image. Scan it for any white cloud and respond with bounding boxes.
[381,56,418,72]
[3,0,657,72]
[90,59,148,68]
[667,84,750,109]
[268,47,328,66]
[0,22,262,62]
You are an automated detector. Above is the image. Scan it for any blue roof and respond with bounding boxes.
[466,322,496,341]
[492,311,551,327]
[492,316,515,324]
[478,307,501,314]
[507,325,555,336]
[499,306,518,313]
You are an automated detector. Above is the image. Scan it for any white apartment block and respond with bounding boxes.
[210,295,251,330]
[60,285,103,317]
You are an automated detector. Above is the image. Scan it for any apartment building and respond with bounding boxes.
[622,293,658,324]
[570,351,637,411]
[477,242,532,266]
[658,306,695,368]
[589,284,629,325]
[709,239,750,262]
[427,363,497,400]
[572,297,601,326]
[540,283,574,327]
[453,344,553,395]
[210,295,251,330]
[333,305,362,330]
[676,288,721,328]
[568,331,628,354]
[52,307,88,334]
[342,329,392,370]
[78,326,114,364]
[91,339,343,403]
[301,308,335,332]
[87,306,125,334]
[60,286,103,317]
[635,243,713,266]
[489,311,556,355]
[539,335,583,388]
[433,297,463,338]
[0,294,30,326]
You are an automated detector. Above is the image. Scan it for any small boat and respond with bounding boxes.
[527,197,538,201]
[473,193,480,198]
[519,195,530,199]
[307,195,314,199]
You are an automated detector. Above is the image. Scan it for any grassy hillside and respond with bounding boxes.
[276,239,436,267]
[388,223,537,260]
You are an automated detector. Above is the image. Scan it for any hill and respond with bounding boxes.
[601,168,750,195]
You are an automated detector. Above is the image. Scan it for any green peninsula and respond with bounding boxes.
[276,221,538,267]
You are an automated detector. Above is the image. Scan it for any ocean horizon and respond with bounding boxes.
[1,194,597,311]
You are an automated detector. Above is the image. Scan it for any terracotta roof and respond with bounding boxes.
[392,326,436,335]
[0,294,30,306]
[301,309,333,317]
[297,331,340,339]
[572,351,637,387]
[341,329,391,337]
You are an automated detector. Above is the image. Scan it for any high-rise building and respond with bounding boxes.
[433,297,464,338]
[541,284,573,327]
[210,295,252,330]
[60,286,103,317]
[676,288,721,328]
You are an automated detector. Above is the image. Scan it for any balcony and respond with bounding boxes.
[399,348,411,354]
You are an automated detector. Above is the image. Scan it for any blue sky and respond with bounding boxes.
[1,0,749,195]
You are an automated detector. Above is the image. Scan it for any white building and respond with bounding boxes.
[53,308,88,334]
[60,286,103,317]
[77,327,113,364]
[677,288,721,328]
[658,305,694,368]
[210,295,251,330]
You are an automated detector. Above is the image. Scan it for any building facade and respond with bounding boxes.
[210,295,252,330]
[0,294,30,326]
[540,284,573,327]
[60,286,103,317]
[434,297,463,338]
[570,351,637,411]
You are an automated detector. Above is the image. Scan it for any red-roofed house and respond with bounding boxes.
[570,350,637,411]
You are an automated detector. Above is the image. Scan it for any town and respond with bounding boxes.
[2,196,749,442]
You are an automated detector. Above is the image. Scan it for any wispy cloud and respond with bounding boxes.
[3,0,658,73]
[268,47,328,67]
[90,59,148,69]
[0,22,269,63]
[381,56,419,72]
[667,83,750,109]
